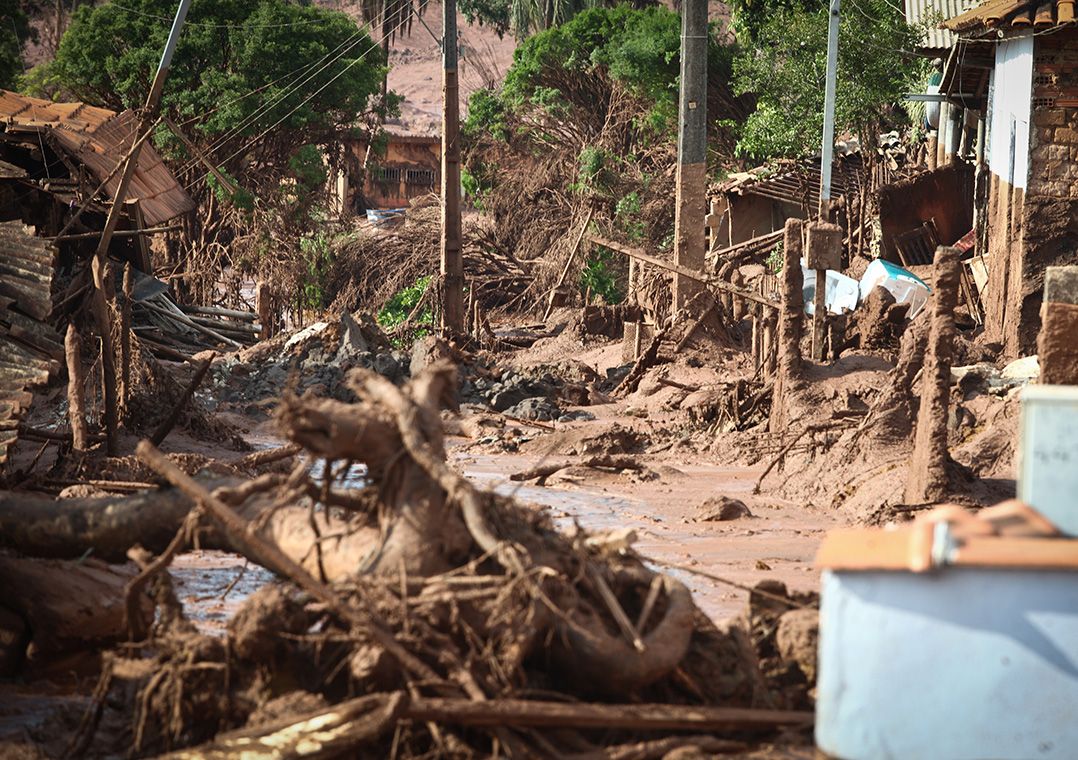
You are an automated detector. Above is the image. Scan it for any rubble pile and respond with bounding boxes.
[3,363,813,758]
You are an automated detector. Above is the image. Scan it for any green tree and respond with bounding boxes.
[40,0,385,167]
[34,0,389,312]
[0,0,32,89]
[726,0,815,44]
[459,0,657,39]
[466,5,741,147]
[732,0,926,160]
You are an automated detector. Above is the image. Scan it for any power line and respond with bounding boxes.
[182,10,417,193]
[172,0,412,177]
[109,2,330,29]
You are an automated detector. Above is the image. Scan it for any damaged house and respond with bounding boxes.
[0,90,195,464]
[942,0,1078,355]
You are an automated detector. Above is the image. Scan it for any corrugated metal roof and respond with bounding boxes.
[943,0,1076,32]
[0,90,195,226]
[907,0,979,50]
[0,220,61,465]
[712,155,866,210]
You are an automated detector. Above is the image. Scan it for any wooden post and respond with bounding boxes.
[90,274,119,455]
[672,0,708,314]
[806,222,842,362]
[763,310,777,379]
[120,264,133,411]
[769,219,806,434]
[751,303,762,371]
[65,324,89,453]
[87,0,192,456]
[256,281,274,341]
[905,247,960,504]
[440,0,464,333]
[731,269,746,321]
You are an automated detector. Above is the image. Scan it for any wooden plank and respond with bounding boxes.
[405,697,813,731]
[588,234,779,309]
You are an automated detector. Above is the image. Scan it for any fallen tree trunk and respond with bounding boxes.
[0,479,377,579]
[405,696,813,731]
[0,484,235,562]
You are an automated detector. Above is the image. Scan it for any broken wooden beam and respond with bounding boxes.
[588,235,779,309]
[149,352,215,446]
[49,225,181,243]
[404,697,813,732]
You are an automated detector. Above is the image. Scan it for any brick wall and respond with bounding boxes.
[1008,29,1078,355]
[1029,29,1078,198]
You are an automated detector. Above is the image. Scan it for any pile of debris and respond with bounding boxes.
[0,363,813,758]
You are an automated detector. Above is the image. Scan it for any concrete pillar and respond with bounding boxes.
[905,247,961,504]
[1038,267,1078,385]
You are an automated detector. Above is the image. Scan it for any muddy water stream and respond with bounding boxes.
[462,453,832,621]
[172,442,834,633]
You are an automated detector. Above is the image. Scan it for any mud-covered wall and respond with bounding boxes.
[1012,29,1078,355]
[877,163,974,262]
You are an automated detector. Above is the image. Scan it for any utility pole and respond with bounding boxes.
[440,0,464,333]
[88,0,191,454]
[812,0,841,361]
[672,0,708,315]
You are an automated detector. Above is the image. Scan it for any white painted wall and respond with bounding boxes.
[988,35,1034,190]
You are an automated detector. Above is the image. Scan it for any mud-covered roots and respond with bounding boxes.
[74,361,775,757]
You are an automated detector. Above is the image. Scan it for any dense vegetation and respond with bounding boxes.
[461,5,750,314]
[731,0,926,159]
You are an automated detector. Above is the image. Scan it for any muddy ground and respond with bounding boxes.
[0,296,1023,757]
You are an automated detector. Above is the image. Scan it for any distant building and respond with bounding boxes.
[942,0,1078,356]
[339,130,440,213]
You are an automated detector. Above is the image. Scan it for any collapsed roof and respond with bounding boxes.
[0,90,194,226]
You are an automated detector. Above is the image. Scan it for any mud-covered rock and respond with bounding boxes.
[410,335,452,377]
[775,608,819,683]
[694,496,752,522]
[504,397,562,421]
[855,285,909,349]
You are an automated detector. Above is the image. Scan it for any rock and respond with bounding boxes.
[694,496,752,522]
[410,335,452,377]
[339,311,371,354]
[1000,354,1039,382]
[504,397,562,421]
[558,410,596,423]
[373,352,403,381]
[775,608,819,683]
[856,285,909,349]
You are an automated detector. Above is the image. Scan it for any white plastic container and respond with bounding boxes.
[1019,385,1078,535]
[816,566,1078,760]
[801,264,860,316]
[858,258,931,318]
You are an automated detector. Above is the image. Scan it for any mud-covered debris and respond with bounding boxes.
[855,285,909,349]
[504,396,562,421]
[775,608,819,683]
[695,496,753,522]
